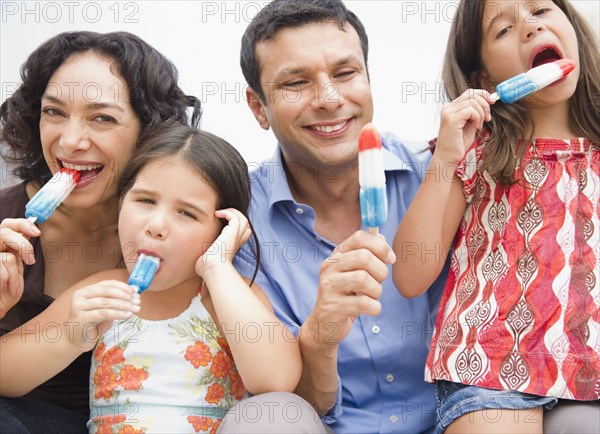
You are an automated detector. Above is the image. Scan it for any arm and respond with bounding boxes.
[393,89,495,297]
[196,208,302,395]
[0,270,139,396]
[0,218,39,318]
[295,231,395,416]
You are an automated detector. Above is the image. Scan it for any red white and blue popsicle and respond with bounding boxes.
[490,58,576,103]
[25,168,80,223]
[128,253,160,294]
[359,123,387,234]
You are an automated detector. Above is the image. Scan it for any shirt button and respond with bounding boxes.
[295,207,304,214]
[315,236,321,242]
[386,373,395,383]
[390,415,398,423]
[371,325,380,334]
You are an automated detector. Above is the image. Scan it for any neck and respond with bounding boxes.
[26,182,120,232]
[527,101,577,139]
[138,279,201,320]
[59,197,121,231]
[285,159,362,244]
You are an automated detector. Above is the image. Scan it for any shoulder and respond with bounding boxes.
[381,132,432,180]
[0,183,29,219]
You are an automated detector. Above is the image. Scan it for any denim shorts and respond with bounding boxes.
[435,380,558,434]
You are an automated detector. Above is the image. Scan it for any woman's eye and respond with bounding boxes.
[137,198,155,205]
[41,107,63,116]
[94,114,117,124]
[533,8,549,16]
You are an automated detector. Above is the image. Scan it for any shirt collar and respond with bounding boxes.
[266,140,416,210]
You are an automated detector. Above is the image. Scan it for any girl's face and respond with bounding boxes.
[118,156,222,293]
[479,0,579,105]
[40,51,141,209]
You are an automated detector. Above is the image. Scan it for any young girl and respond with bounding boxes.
[393,1,599,433]
[1,124,302,433]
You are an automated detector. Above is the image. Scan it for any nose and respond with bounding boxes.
[145,212,168,240]
[58,119,92,153]
[310,78,345,112]
[522,18,545,41]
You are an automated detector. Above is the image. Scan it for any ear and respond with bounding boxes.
[246,87,270,131]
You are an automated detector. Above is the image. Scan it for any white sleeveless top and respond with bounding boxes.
[88,294,247,433]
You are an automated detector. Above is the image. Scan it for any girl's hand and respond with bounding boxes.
[436,89,495,164]
[0,218,40,318]
[195,208,252,278]
[66,280,140,352]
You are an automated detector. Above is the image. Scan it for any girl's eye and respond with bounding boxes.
[533,8,549,16]
[179,210,197,220]
[136,198,155,205]
[496,26,511,38]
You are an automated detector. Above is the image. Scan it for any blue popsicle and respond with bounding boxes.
[25,168,80,223]
[128,253,160,294]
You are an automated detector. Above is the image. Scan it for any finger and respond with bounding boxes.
[323,268,384,300]
[0,261,9,293]
[0,228,36,265]
[76,281,139,302]
[328,292,382,317]
[1,253,23,297]
[327,248,389,284]
[6,256,24,299]
[0,218,41,237]
[75,296,140,315]
[335,231,395,264]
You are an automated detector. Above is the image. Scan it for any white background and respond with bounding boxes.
[1,1,598,187]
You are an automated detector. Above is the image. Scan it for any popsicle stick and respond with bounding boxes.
[27,216,38,224]
[489,92,500,102]
[368,227,379,235]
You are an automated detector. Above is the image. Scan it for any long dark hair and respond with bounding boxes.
[1,31,202,183]
[118,124,260,284]
[443,0,600,184]
[240,0,369,102]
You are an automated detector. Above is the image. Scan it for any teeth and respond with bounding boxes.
[62,161,103,171]
[312,121,347,133]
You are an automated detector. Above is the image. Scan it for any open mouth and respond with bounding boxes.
[532,47,562,68]
[59,160,104,185]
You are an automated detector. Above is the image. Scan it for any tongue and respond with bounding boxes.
[533,57,560,67]
[77,168,102,184]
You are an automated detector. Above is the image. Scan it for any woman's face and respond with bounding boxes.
[39,51,142,209]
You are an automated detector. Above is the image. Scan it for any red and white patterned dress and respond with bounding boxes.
[425,137,599,400]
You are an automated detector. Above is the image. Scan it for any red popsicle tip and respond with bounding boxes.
[557,58,576,76]
[358,123,382,152]
[59,167,81,184]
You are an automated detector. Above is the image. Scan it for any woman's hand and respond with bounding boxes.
[195,208,252,278]
[0,218,40,318]
[66,280,140,352]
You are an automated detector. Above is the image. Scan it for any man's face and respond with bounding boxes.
[248,21,374,173]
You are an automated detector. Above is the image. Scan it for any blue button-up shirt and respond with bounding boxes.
[235,133,447,434]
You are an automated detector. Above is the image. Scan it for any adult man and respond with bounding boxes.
[227,1,446,432]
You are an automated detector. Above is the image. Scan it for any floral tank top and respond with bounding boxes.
[426,137,599,400]
[88,294,247,433]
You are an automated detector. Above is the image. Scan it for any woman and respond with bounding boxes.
[0,31,201,432]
